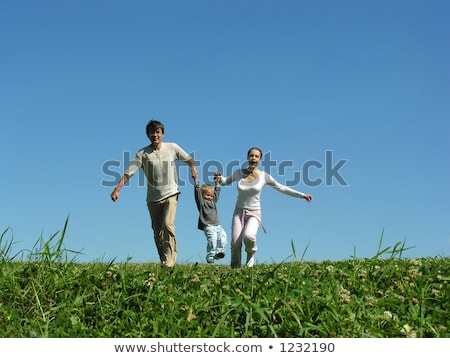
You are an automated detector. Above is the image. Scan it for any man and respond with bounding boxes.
[111,119,198,267]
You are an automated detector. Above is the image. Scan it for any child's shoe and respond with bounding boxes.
[214,252,225,259]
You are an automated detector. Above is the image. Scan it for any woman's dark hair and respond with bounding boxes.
[247,147,263,158]
[146,119,164,136]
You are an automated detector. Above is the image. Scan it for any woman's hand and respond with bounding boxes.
[303,194,313,202]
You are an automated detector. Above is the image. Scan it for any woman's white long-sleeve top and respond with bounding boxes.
[221,170,306,211]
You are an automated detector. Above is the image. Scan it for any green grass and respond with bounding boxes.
[0,221,448,338]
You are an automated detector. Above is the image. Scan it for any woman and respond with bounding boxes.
[216,147,312,268]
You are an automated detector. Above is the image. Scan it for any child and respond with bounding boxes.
[193,176,227,263]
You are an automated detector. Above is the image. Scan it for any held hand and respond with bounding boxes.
[214,171,222,185]
[191,167,199,180]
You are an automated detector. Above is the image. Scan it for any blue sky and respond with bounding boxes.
[1,0,449,265]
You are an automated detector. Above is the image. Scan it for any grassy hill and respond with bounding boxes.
[1,225,449,338]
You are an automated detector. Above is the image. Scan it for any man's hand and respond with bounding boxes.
[111,189,120,202]
[191,166,199,180]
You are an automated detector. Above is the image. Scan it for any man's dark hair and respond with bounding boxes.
[146,119,164,136]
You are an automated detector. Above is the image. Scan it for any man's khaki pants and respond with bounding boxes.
[147,194,178,267]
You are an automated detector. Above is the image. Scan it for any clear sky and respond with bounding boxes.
[1,0,449,265]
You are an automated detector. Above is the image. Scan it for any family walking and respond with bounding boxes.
[111,119,312,268]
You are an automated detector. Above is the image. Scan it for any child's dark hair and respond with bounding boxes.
[146,119,165,136]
